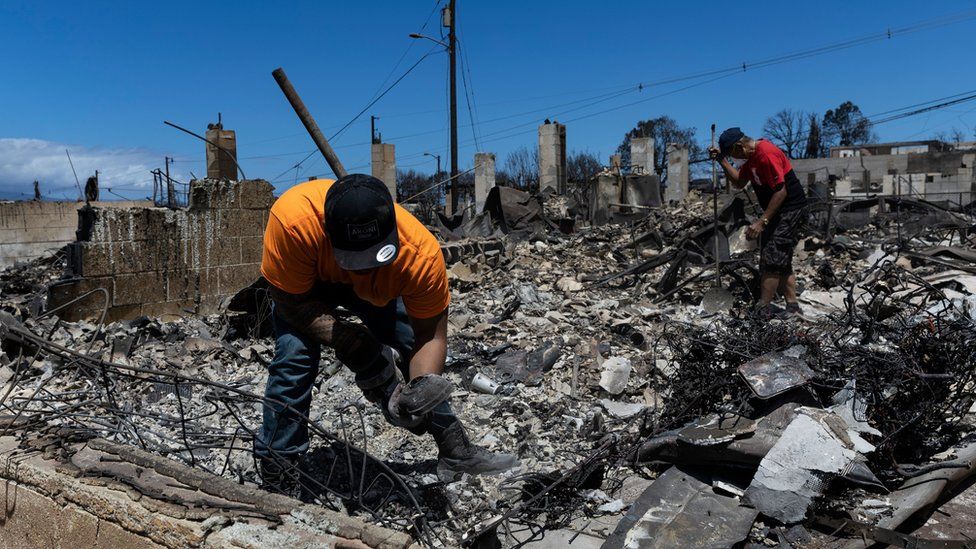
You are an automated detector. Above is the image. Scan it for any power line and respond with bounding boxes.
[365,0,443,105]
[457,41,481,150]
[244,6,976,176]
[773,90,976,153]
[270,46,440,183]
[256,8,976,185]
[379,8,976,152]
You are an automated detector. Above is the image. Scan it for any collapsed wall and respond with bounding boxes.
[0,200,151,268]
[47,180,273,322]
[0,434,416,548]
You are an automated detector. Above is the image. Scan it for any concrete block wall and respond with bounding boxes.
[0,435,417,549]
[630,137,655,175]
[474,152,496,213]
[0,200,151,268]
[665,144,689,202]
[47,180,273,322]
[538,122,567,193]
[371,143,397,198]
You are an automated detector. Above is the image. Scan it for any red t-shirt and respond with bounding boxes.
[738,139,792,191]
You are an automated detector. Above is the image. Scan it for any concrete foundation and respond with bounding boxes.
[538,122,567,193]
[371,143,397,198]
[589,174,661,225]
[474,152,495,213]
[623,174,662,208]
[0,200,152,268]
[0,435,415,548]
[665,144,689,203]
[590,174,621,226]
[47,179,273,322]
[630,137,655,175]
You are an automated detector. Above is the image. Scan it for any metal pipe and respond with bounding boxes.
[447,0,458,214]
[271,68,348,179]
[711,124,721,288]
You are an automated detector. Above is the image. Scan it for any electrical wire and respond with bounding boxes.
[457,41,482,151]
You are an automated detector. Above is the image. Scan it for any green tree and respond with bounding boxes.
[822,101,876,149]
[804,113,825,158]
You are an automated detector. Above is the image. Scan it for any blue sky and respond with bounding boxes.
[2,1,976,200]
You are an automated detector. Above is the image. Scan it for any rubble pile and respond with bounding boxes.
[0,189,974,547]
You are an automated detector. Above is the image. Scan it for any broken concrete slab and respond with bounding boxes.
[602,466,758,549]
[743,409,863,524]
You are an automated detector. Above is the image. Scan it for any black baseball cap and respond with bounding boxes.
[324,174,399,271]
[719,127,745,156]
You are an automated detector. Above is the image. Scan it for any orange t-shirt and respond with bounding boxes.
[261,179,450,319]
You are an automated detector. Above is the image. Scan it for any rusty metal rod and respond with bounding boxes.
[271,68,348,179]
[711,123,720,289]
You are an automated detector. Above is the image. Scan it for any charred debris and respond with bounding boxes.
[0,186,975,548]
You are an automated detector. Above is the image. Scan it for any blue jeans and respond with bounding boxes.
[254,283,415,460]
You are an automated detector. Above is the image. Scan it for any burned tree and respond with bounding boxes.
[762,109,809,158]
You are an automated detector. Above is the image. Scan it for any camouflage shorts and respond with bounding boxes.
[759,206,809,275]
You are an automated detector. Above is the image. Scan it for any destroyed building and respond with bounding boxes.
[0,118,974,548]
[793,140,976,208]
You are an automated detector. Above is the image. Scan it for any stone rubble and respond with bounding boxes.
[0,188,975,547]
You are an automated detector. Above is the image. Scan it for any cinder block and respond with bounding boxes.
[239,208,269,236]
[85,208,153,243]
[217,264,261,295]
[241,236,264,264]
[197,267,220,296]
[189,236,241,269]
[167,270,199,301]
[47,277,114,321]
[113,272,167,306]
[75,241,158,277]
[209,209,239,239]
[189,181,241,209]
[239,179,276,209]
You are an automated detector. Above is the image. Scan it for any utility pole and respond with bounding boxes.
[446,0,458,216]
[165,156,175,208]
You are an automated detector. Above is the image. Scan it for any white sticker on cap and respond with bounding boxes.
[376,244,396,263]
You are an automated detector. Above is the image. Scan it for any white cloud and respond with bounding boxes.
[0,138,181,200]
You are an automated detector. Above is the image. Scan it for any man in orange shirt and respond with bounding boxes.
[256,174,516,492]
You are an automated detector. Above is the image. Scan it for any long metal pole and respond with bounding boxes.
[447,0,458,215]
[165,156,174,208]
[271,68,348,179]
[712,124,720,288]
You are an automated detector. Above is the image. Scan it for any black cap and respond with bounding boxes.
[324,174,399,271]
[719,127,745,156]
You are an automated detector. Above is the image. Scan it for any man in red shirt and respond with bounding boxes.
[709,128,809,317]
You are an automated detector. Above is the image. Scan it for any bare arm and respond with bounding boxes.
[745,185,789,240]
[269,286,338,344]
[407,309,448,379]
[719,158,749,189]
[707,146,747,189]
